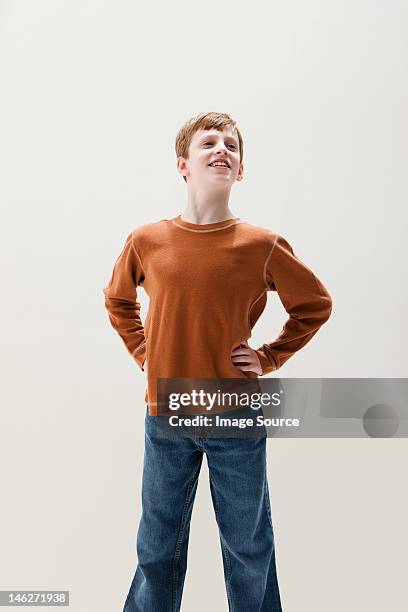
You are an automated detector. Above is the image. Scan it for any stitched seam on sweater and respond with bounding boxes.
[260,350,277,373]
[263,234,279,290]
[171,220,241,233]
[129,233,146,277]
[269,353,277,370]
[132,343,146,356]
[247,289,267,336]
[259,346,277,372]
[104,293,137,302]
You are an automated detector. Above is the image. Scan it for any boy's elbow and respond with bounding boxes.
[103,288,116,317]
[320,292,333,324]
[311,275,333,325]
[102,288,109,310]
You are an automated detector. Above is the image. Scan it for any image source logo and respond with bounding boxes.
[155,378,408,439]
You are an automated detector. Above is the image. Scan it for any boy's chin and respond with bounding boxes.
[202,178,234,188]
[204,172,233,182]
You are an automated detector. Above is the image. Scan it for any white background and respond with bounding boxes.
[0,1,407,610]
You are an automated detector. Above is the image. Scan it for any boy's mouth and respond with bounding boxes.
[208,162,230,169]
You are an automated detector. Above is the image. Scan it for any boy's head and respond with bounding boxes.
[175,112,244,185]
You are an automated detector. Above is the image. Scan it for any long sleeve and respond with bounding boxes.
[103,232,147,371]
[255,234,333,375]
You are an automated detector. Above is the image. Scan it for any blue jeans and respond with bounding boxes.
[123,407,283,612]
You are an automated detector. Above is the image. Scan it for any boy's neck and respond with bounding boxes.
[181,187,236,224]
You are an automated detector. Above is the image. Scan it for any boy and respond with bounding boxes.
[103,112,332,611]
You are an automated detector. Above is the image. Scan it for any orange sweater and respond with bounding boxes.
[103,215,332,415]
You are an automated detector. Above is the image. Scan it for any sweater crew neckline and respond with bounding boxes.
[171,214,240,232]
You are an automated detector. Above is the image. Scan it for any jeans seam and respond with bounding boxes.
[172,461,201,612]
[264,451,274,531]
[265,482,273,530]
[210,474,234,612]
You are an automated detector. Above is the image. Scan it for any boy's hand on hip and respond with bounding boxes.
[230,340,262,375]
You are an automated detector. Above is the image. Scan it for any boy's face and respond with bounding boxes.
[177,128,243,185]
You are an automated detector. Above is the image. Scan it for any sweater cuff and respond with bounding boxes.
[132,342,147,372]
[255,348,278,376]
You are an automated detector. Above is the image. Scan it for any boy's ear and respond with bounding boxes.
[177,156,188,180]
[236,161,244,181]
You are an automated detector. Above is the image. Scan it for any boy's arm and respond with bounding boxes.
[255,234,332,375]
[103,232,146,371]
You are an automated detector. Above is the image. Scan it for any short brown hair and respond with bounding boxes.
[175,112,243,183]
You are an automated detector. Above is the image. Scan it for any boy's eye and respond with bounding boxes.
[203,142,236,149]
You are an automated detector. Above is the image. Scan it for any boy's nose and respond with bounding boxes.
[216,144,228,154]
